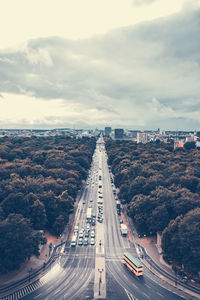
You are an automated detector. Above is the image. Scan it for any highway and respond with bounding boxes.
[3,138,195,300]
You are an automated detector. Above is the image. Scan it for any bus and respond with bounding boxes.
[122,252,143,276]
[71,235,77,247]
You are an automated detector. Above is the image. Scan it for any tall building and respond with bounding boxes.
[137,132,148,144]
[105,127,112,137]
[114,128,124,139]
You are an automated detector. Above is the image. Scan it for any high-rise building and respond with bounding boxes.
[137,132,148,144]
[114,128,124,139]
[105,127,112,137]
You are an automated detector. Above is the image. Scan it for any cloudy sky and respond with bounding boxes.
[0,0,200,130]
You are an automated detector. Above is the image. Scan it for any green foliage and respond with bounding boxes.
[0,136,96,272]
[184,141,196,150]
[162,208,200,273]
[0,214,44,273]
[30,199,47,230]
[106,139,200,274]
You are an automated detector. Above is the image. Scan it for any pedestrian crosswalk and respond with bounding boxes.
[0,278,47,300]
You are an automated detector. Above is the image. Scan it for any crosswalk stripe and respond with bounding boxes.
[2,269,49,299]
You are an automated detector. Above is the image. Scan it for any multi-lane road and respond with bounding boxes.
[2,138,197,300]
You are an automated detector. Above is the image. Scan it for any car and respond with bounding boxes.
[97,218,103,223]
[81,227,85,232]
[120,219,123,224]
[86,224,90,231]
[78,238,83,246]
[90,238,95,245]
[83,238,88,246]
[89,204,92,208]
[91,231,95,238]
[74,226,79,233]
[90,199,93,202]
[92,214,96,218]
[85,231,89,237]
[82,200,86,204]
[79,232,83,238]
[91,219,96,226]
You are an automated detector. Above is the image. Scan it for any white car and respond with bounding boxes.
[91,231,95,238]
[90,238,95,245]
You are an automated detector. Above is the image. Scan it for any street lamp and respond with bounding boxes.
[98,268,104,296]
[28,267,32,282]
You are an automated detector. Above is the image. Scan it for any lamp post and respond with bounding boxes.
[98,268,104,296]
[28,267,32,282]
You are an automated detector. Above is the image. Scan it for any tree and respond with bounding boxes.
[178,208,200,273]
[0,214,42,273]
[184,141,196,150]
[53,215,65,236]
[162,208,200,274]
[30,199,47,229]
[161,216,182,262]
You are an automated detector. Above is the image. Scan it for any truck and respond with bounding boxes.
[116,200,121,215]
[71,235,77,247]
[86,207,92,223]
[120,224,128,236]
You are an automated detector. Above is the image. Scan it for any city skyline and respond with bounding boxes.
[0,0,200,130]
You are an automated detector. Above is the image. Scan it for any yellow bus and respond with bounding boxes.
[122,252,143,276]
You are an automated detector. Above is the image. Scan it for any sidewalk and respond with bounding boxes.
[0,232,61,287]
[136,236,174,276]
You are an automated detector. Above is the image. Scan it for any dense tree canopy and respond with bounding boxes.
[105,139,200,274]
[162,208,200,274]
[0,214,45,273]
[0,136,96,272]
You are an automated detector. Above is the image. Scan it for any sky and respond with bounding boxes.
[0,0,200,130]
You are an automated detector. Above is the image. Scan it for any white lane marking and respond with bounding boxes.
[124,288,138,300]
[143,282,151,289]
[34,292,42,298]
[156,291,165,298]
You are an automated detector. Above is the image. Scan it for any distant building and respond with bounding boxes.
[105,127,112,137]
[137,132,148,144]
[185,134,197,142]
[114,128,124,139]
[174,140,184,150]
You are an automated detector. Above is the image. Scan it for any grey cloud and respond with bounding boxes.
[0,8,200,129]
[132,0,158,6]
